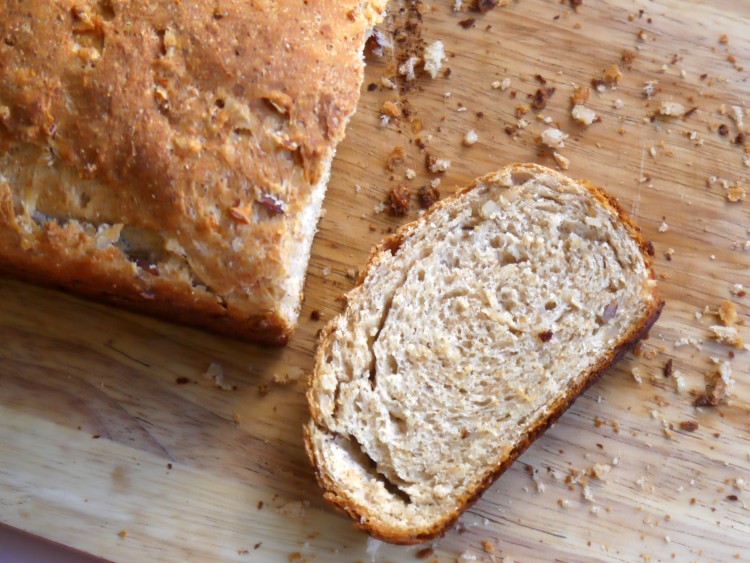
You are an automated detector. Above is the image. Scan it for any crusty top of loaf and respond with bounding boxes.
[0,0,384,335]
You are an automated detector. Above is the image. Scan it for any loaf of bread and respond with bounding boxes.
[0,0,384,344]
[305,164,664,543]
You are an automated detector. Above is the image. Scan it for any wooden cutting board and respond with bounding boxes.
[1,0,749,560]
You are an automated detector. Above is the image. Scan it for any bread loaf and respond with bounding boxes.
[0,0,384,344]
[305,163,664,543]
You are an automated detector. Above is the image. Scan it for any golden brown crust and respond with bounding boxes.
[305,163,665,543]
[0,0,385,343]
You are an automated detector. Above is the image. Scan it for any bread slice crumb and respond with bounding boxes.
[541,127,568,148]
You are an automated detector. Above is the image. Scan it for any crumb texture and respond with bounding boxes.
[307,164,660,539]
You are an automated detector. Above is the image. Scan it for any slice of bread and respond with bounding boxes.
[305,163,664,543]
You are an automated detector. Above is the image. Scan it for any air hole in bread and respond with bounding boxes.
[98,0,116,21]
[115,225,166,267]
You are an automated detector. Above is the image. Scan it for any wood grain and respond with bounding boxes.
[1,0,749,561]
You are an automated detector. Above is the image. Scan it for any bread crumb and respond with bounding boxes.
[430,177,441,189]
[398,56,420,81]
[423,41,445,79]
[386,146,405,171]
[118,530,128,539]
[679,420,699,432]
[726,185,746,203]
[708,325,744,348]
[730,283,745,297]
[603,64,623,84]
[426,153,451,173]
[405,168,416,180]
[730,105,744,128]
[672,369,686,392]
[381,76,396,89]
[387,183,410,215]
[553,152,570,170]
[643,81,658,99]
[203,362,233,391]
[659,101,686,117]
[720,33,730,44]
[459,550,478,561]
[381,101,401,117]
[463,130,478,146]
[571,85,590,105]
[631,367,643,384]
[541,127,568,148]
[572,104,597,125]
[591,463,611,480]
[370,29,393,57]
[719,300,737,326]
[658,221,669,233]
[558,498,571,508]
[481,539,495,554]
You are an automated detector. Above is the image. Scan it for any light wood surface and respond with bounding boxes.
[2,0,749,561]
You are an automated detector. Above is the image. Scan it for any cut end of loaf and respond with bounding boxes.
[305,163,663,543]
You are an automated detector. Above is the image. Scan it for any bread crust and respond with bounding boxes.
[0,0,385,343]
[305,163,664,543]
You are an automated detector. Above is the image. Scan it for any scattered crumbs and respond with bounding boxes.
[398,56,420,81]
[571,85,590,105]
[659,101,686,117]
[459,550,478,561]
[572,104,598,125]
[405,168,416,180]
[418,185,440,209]
[664,248,675,261]
[481,539,495,555]
[658,221,669,233]
[426,153,451,173]
[631,367,643,384]
[381,76,396,89]
[254,542,262,550]
[614,98,625,109]
[643,80,658,99]
[726,185,746,203]
[558,498,572,508]
[423,41,445,79]
[730,283,745,297]
[591,463,611,480]
[430,177,442,189]
[708,325,744,348]
[530,87,556,111]
[679,420,699,432]
[672,368,686,392]
[603,64,623,84]
[321,266,332,277]
[387,183,410,216]
[203,362,233,391]
[118,530,128,539]
[416,547,435,559]
[720,33,730,44]
[386,146,405,171]
[381,100,402,118]
[463,129,479,146]
[553,152,570,170]
[730,105,744,128]
[540,127,568,148]
[719,300,737,326]
[310,309,322,321]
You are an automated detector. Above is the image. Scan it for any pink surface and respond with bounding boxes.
[0,525,104,563]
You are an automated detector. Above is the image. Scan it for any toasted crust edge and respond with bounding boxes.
[304,163,665,543]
